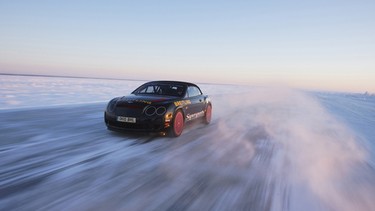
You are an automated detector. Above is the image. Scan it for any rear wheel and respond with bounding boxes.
[204,104,212,124]
[171,110,184,137]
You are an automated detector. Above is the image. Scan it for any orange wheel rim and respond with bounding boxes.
[174,112,184,135]
[206,105,212,122]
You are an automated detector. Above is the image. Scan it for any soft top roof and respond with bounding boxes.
[144,81,199,87]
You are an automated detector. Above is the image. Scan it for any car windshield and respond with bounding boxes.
[132,83,186,97]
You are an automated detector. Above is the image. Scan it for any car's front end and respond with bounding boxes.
[104,95,176,133]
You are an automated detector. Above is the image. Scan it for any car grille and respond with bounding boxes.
[114,103,144,116]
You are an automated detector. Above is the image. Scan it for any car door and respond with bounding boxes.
[185,85,205,120]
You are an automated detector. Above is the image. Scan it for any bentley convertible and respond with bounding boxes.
[104,81,212,137]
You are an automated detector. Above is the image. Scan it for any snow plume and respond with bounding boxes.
[210,87,375,211]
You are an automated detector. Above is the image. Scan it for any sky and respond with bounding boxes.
[0,0,374,92]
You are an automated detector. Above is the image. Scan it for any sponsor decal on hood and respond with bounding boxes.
[174,100,191,107]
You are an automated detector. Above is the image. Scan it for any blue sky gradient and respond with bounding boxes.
[1,0,374,92]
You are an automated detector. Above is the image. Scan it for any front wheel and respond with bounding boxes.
[204,104,212,124]
[170,110,184,137]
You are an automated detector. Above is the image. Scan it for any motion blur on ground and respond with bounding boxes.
[1,75,375,210]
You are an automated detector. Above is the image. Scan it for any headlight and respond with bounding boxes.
[156,107,166,115]
[145,106,156,116]
[144,106,166,116]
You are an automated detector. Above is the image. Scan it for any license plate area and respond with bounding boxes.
[117,116,136,123]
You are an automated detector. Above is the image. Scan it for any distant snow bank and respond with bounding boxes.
[0,75,144,109]
[0,75,251,110]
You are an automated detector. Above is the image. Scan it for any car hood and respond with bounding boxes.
[116,94,178,105]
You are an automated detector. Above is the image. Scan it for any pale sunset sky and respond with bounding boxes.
[0,0,374,92]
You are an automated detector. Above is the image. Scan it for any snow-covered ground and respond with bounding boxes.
[0,75,374,211]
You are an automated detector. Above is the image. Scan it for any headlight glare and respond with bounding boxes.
[107,99,117,112]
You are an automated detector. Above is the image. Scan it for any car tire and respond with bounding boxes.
[204,104,212,124]
[170,110,184,137]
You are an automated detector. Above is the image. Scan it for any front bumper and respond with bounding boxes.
[104,112,170,132]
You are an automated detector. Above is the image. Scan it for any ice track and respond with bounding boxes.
[1,90,375,211]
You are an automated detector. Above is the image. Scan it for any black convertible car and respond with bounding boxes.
[104,81,212,137]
